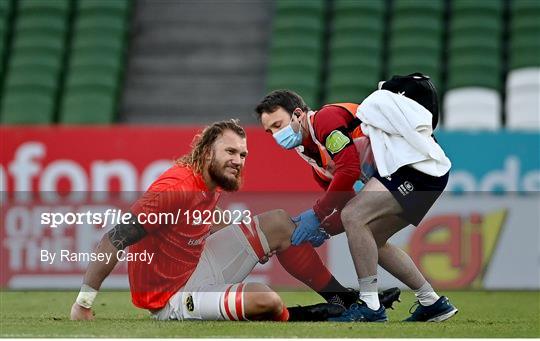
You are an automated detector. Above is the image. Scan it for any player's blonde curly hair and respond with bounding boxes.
[177,119,246,174]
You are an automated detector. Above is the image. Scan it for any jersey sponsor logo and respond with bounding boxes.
[185,294,194,312]
[187,235,206,246]
[398,181,414,196]
[187,231,209,246]
[325,130,350,154]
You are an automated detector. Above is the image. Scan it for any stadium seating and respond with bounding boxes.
[0,0,70,124]
[59,0,130,124]
[444,0,504,130]
[506,0,540,130]
[0,0,12,81]
[267,0,325,107]
[326,0,385,103]
[387,0,444,90]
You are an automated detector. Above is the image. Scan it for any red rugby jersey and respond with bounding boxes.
[128,164,220,310]
[304,105,361,220]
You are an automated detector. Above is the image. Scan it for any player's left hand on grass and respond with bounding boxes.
[70,302,94,321]
[291,209,321,245]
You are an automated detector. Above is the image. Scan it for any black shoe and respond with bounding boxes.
[287,303,346,321]
[379,287,401,310]
[326,287,358,307]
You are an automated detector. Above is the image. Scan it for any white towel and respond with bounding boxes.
[357,90,451,177]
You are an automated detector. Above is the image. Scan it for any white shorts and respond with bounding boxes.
[151,218,270,321]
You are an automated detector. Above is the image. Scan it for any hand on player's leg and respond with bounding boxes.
[307,228,330,247]
[70,302,94,321]
[291,209,321,245]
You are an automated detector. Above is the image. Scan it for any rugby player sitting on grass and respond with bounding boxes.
[70,119,400,322]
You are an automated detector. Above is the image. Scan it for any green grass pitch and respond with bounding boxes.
[1,290,538,338]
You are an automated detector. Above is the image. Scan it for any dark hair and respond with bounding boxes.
[177,119,246,174]
[254,89,310,119]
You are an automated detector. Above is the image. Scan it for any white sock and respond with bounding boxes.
[414,282,440,306]
[358,275,380,310]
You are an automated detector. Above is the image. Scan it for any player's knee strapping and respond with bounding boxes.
[238,216,270,261]
[220,283,246,321]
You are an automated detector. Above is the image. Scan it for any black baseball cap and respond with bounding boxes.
[379,72,439,129]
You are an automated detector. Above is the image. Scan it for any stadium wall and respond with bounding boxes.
[1,126,538,290]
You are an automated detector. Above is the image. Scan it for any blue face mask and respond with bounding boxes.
[273,121,303,149]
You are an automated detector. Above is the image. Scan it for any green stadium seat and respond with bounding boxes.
[387,0,444,91]
[1,92,55,124]
[510,0,540,16]
[388,58,441,89]
[0,0,11,25]
[449,35,500,53]
[391,16,443,36]
[14,15,68,36]
[56,0,131,124]
[75,15,128,34]
[9,49,62,70]
[510,36,540,69]
[450,16,502,36]
[452,0,503,16]
[326,0,386,103]
[509,0,540,69]
[18,0,70,15]
[72,34,125,52]
[0,24,5,48]
[70,50,122,72]
[389,35,441,53]
[333,0,384,16]
[65,66,119,90]
[446,0,503,95]
[330,33,382,51]
[0,0,10,12]
[392,0,444,16]
[330,54,381,70]
[331,16,383,37]
[1,0,72,124]
[271,32,322,51]
[327,70,378,103]
[511,15,540,33]
[273,15,323,35]
[447,67,501,91]
[78,0,130,16]
[5,68,58,91]
[275,0,324,18]
[267,0,326,107]
[447,53,501,90]
[12,32,65,52]
[60,90,116,124]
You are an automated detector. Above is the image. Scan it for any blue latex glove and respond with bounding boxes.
[307,228,330,247]
[291,209,321,245]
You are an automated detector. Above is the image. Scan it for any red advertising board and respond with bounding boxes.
[0,126,323,289]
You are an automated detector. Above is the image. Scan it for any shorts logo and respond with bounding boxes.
[398,181,414,196]
[185,294,194,312]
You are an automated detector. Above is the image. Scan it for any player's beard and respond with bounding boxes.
[208,156,243,192]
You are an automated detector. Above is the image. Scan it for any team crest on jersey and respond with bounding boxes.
[185,294,194,312]
[325,130,350,154]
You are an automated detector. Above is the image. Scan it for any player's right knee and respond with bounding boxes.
[258,209,294,251]
[244,283,283,317]
[254,291,283,316]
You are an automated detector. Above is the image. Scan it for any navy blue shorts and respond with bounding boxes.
[373,166,449,226]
